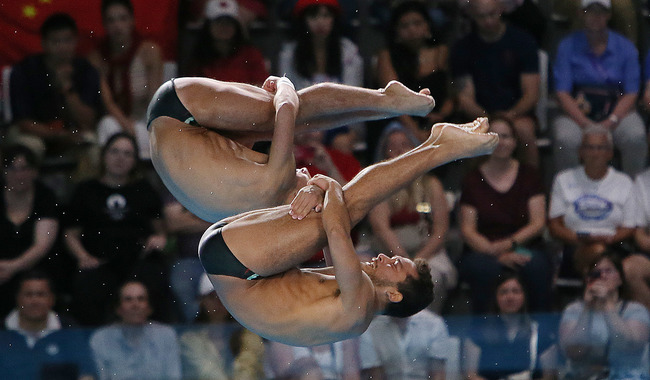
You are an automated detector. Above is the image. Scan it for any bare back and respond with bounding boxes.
[208,269,375,346]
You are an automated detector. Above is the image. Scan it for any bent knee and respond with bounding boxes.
[624,254,650,280]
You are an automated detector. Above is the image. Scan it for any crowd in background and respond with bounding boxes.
[3,0,650,378]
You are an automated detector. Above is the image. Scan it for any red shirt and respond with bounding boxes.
[198,45,269,85]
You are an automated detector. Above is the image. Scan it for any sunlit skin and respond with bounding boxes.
[496,278,525,315]
[116,282,153,326]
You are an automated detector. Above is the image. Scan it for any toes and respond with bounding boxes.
[419,88,431,96]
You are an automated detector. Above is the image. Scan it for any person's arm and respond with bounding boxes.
[600,93,638,131]
[603,305,650,352]
[368,201,409,257]
[320,178,368,314]
[504,73,539,119]
[415,176,449,260]
[635,227,650,252]
[429,358,446,380]
[558,304,595,361]
[267,77,299,169]
[143,218,167,254]
[455,76,487,119]
[0,218,58,284]
[463,338,486,380]
[56,64,97,132]
[459,204,511,256]
[341,339,361,380]
[164,202,211,234]
[64,227,102,269]
[509,194,546,245]
[548,216,580,246]
[555,91,593,128]
[141,41,164,100]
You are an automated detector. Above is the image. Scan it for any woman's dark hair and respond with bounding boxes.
[101,0,134,17]
[99,132,140,179]
[585,250,630,300]
[40,13,78,39]
[2,144,39,169]
[489,269,529,315]
[192,16,246,68]
[386,1,440,84]
[293,4,342,80]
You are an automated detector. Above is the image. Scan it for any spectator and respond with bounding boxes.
[548,125,636,277]
[294,130,349,185]
[500,0,546,47]
[180,274,265,380]
[558,251,650,380]
[368,122,457,313]
[360,308,449,380]
[90,280,182,380]
[9,13,101,159]
[289,339,363,380]
[622,168,650,312]
[552,0,638,45]
[0,145,60,318]
[463,271,554,380]
[552,0,646,177]
[185,0,269,86]
[279,0,362,91]
[451,0,540,167]
[376,1,455,142]
[164,192,212,323]
[0,271,95,380]
[641,50,650,114]
[64,133,167,326]
[89,0,164,160]
[459,117,552,313]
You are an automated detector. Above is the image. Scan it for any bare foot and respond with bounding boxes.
[427,117,498,160]
[262,76,280,93]
[382,80,435,116]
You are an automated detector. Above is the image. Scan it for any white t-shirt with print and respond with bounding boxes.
[549,166,636,235]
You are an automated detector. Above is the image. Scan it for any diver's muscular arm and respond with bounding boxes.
[267,77,299,169]
[321,179,366,312]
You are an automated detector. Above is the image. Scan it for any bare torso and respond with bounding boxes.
[208,268,374,346]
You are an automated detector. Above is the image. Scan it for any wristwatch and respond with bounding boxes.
[608,114,620,124]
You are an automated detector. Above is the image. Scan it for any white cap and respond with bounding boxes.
[581,0,611,9]
[205,0,239,20]
[198,273,215,296]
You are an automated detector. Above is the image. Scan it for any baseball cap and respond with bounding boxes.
[205,0,239,20]
[581,0,611,9]
[198,273,215,296]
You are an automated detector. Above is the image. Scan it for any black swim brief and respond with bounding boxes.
[146,78,200,130]
[199,222,262,280]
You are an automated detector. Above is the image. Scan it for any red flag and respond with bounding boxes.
[0,0,178,67]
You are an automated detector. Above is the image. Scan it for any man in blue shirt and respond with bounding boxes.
[451,0,540,167]
[552,0,646,177]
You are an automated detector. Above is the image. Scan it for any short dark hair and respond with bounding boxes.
[99,132,140,178]
[2,144,39,169]
[101,0,134,17]
[383,259,434,318]
[40,13,78,39]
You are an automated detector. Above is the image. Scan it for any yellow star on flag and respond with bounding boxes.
[22,5,37,18]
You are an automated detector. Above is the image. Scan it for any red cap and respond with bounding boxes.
[292,0,341,18]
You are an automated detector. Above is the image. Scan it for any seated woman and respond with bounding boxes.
[459,117,552,314]
[376,0,455,142]
[0,145,60,317]
[63,133,167,325]
[368,122,456,312]
[464,271,554,380]
[559,251,650,380]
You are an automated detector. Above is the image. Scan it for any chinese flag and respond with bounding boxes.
[0,0,178,67]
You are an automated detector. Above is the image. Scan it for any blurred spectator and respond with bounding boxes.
[163,192,212,323]
[0,271,95,380]
[63,133,167,326]
[376,1,454,143]
[552,0,638,45]
[90,280,182,380]
[548,126,636,277]
[451,0,540,167]
[499,0,546,47]
[8,13,101,159]
[0,145,60,318]
[552,0,646,177]
[360,309,449,380]
[279,0,362,91]
[368,123,457,313]
[89,0,164,160]
[180,274,265,380]
[558,251,650,380]
[294,130,347,184]
[463,271,554,380]
[641,50,650,115]
[459,117,552,313]
[185,0,269,86]
[622,168,650,311]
